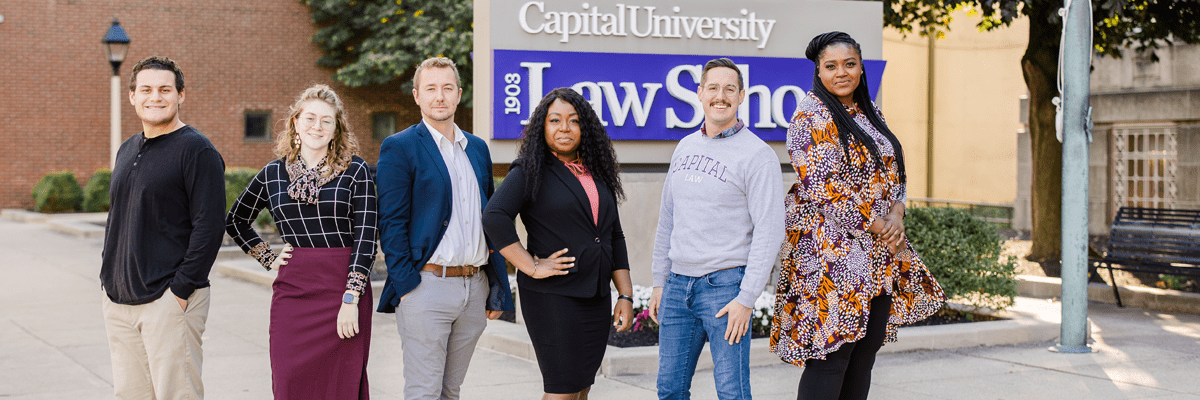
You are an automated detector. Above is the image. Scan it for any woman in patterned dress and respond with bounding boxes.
[226,84,377,399]
[770,32,946,400]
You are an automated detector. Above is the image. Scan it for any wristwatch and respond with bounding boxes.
[342,292,359,305]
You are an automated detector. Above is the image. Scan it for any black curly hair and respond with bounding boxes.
[514,87,624,202]
[806,31,907,183]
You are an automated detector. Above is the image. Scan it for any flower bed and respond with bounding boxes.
[604,285,1000,348]
[607,285,774,348]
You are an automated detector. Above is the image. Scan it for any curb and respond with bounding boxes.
[479,296,1063,377]
[0,210,108,238]
[1,209,108,224]
[1,209,47,223]
[212,254,1067,377]
[1017,274,1200,315]
[46,219,106,238]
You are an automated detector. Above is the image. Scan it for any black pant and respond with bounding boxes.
[797,294,893,400]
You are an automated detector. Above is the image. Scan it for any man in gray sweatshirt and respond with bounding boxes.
[649,57,785,399]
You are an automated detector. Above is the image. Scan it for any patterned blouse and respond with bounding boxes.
[770,93,946,367]
[225,156,378,294]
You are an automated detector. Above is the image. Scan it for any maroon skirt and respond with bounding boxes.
[270,247,371,400]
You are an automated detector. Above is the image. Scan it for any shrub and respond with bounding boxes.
[224,168,274,229]
[82,169,112,212]
[32,171,83,213]
[906,207,1018,311]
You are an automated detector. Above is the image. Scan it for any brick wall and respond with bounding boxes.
[1,0,473,210]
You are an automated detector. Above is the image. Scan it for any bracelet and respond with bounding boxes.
[617,295,633,303]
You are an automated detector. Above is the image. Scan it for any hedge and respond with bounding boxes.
[32,171,83,213]
[225,168,274,229]
[82,169,112,212]
[906,207,1018,311]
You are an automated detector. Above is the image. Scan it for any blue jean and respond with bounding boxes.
[657,267,752,400]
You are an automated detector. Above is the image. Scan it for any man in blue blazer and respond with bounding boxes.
[376,57,514,400]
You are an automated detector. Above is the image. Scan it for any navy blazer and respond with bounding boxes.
[375,122,514,313]
[482,159,629,298]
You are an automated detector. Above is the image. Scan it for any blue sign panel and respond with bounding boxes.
[493,49,886,141]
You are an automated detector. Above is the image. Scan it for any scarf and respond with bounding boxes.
[286,155,335,205]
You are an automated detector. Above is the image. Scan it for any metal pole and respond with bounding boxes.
[925,34,936,198]
[110,75,121,169]
[1055,0,1093,354]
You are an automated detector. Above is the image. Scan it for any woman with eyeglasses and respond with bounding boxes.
[226,84,377,399]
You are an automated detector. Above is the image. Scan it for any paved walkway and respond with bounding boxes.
[1,217,1198,399]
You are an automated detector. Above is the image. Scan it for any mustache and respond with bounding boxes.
[708,101,732,107]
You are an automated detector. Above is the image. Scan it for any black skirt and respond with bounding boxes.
[519,286,611,394]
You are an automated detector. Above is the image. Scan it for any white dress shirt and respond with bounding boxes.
[424,121,489,267]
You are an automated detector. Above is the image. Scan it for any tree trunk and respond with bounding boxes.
[1022,2,1063,265]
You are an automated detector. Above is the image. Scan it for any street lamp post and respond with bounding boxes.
[103,19,130,169]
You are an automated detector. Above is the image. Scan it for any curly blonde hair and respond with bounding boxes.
[274,84,359,177]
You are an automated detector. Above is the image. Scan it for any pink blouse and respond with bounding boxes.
[563,159,599,225]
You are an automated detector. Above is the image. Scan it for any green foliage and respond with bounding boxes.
[32,171,83,213]
[905,207,1018,311]
[884,0,1200,265]
[299,0,474,106]
[882,0,1200,60]
[225,168,274,229]
[1156,274,1195,292]
[82,169,112,212]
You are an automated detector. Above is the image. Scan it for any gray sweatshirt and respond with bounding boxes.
[651,127,785,308]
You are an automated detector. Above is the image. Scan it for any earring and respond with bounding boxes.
[293,134,301,150]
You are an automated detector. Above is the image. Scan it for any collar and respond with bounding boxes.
[701,119,745,139]
[843,102,860,116]
[423,120,467,151]
[561,158,589,176]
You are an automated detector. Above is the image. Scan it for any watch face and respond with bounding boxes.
[343,293,356,304]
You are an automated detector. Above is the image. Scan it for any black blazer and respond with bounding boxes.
[482,158,629,298]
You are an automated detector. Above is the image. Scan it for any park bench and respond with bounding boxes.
[1090,207,1200,307]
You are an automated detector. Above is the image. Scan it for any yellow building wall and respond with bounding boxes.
[879,10,1028,204]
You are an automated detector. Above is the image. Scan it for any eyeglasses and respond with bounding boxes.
[298,115,336,131]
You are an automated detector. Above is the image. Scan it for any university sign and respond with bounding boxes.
[492,50,885,141]
[480,0,885,147]
[516,2,778,48]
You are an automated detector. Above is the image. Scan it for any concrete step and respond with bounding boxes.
[1017,274,1200,314]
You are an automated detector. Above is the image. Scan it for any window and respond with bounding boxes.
[1111,123,1177,215]
[245,111,271,141]
[372,112,397,140]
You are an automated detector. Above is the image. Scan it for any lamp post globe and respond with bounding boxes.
[102,19,130,76]
[103,18,130,168]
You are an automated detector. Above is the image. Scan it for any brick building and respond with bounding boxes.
[1,0,465,210]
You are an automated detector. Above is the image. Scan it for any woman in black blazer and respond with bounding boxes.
[483,87,634,400]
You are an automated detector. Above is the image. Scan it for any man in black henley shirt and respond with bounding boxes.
[100,56,225,400]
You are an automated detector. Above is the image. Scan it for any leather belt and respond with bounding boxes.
[423,263,479,278]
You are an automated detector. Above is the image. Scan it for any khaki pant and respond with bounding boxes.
[396,271,489,400]
[102,287,210,400]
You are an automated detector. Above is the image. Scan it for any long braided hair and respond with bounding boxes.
[514,87,625,202]
[806,31,906,183]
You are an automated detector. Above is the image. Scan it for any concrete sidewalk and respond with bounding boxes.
[2,217,1199,399]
